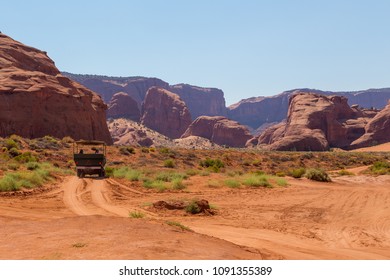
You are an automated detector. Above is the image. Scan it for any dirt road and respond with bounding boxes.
[1,172,390,259]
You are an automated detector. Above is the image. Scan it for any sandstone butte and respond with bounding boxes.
[140,87,192,139]
[107,92,140,121]
[254,92,377,151]
[181,116,253,148]
[0,33,112,143]
[351,100,390,148]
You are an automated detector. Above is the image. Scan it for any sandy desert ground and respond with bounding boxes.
[1,165,390,260]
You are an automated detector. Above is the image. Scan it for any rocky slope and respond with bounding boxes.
[107,92,140,121]
[351,101,390,148]
[228,88,390,131]
[254,93,376,151]
[181,116,252,147]
[108,118,218,149]
[140,87,192,139]
[0,33,112,143]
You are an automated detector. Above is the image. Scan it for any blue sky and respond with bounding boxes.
[1,0,390,105]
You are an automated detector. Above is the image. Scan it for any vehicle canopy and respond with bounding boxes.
[73,140,106,155]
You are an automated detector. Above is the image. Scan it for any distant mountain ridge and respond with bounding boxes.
[63,72,390,132]
[62,72,227,119]
[228,88,390,130]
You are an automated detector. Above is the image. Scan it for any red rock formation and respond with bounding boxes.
[228,88,390,131]
[140,87,192,139]
[256,93,374,151]
[170,84,227,118]
[107,92,140,121]
[0,33,112,144]
[181,116,252,147]
[63,73,228,120]
[351,101,390,148]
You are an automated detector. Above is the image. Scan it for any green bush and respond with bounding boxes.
[275,177,288,187]
[155,171,187,182]
[112,167,141,181]
[14,152,37,163]
[129,211,145,219]
[0,165,53,192]
[105,166,114,177]
[163,159,175,168]
[172,178,186,190]
[243,174,272,188]
[289,168,306,178]
[4,139,19,150]
[224,179,241,188]
[185,201,201,214]
[142,179,167,191]
[8,147,21,157]
[199,158,224,172]
[304,168,331,182]
[369,161,390,175]
[26,162,39,170]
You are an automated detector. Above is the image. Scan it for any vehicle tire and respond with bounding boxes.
[77,170,81,178]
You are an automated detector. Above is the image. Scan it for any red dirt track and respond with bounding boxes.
[1,171,390,260]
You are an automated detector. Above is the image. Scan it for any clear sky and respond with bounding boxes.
[1,0,389,105]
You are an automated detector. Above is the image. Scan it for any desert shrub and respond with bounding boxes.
[0,164,55,192]
[149,147,156,152]
[305,168,331,182]
[166,221,191,231]
[112,167,141,181]
[275,171,285,177]
[243,174,272,188]
[119,146,135,155]
[163,159,175,168]
[172,178,186,190]
[185,169,199,176]
[289,168,306,178]
[252,160,262,167]
[8,147,21,157]
[159,147,170,154]
[275,177,288,187]
[300,152,314,160]
[155,171,187,182]
[28,137,62,150]
[7,163,20,171]
[3,139,19,150]
[369,161,390,175]
[185,201,201,214]
[141,147,149,153]
[338,169,354,176]
[26,162,39,170]
[224,179,241,188]
[199,158,224,172]
[105,166,114,177]
[142,179,167,191]
[207,180,221,188]
[14,152,37,163]
[129,211,145,219]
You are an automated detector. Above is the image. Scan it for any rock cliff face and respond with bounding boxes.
[107,92,140,121]
[0,33,112,143]
[63,73,228,119]
[181,116,252,147]
[351,101,390,148]
[170,84,227,118]
[255,93,375,151]
[140,87,192,139]
[228,88,390,131]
